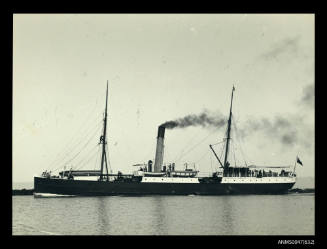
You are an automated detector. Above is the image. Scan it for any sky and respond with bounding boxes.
[13,14,314,183]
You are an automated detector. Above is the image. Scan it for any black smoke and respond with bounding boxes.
[160,103,313,150]
[161,111,226,130]
[239,115,311,148]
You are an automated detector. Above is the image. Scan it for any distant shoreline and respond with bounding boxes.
[12,189,34,195]
[12,188,315,196]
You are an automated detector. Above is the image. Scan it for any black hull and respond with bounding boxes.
[34,177,295,196]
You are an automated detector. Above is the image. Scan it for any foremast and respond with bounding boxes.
[223,86,235,170]
[100,81,109,181]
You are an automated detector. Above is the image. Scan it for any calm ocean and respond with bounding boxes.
[12,178,314,235]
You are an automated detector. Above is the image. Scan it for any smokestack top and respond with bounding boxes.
[157,125,166,138]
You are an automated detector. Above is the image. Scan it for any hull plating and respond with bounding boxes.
[34,177,295,196]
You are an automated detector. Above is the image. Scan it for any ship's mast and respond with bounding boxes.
[223,86,235,169]
[100,82,109,181]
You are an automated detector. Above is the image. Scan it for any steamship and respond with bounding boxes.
[34,84,297,196]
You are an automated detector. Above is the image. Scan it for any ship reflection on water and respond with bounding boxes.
[152,197,168,235]
[220,196,234,234]
[95,196,169,235]
[95,196,170,235]
[12,194,314,235]
[92,194,313,235]
[97,197,110,235]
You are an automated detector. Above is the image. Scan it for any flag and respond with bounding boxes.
[296,156,303,166]
[233,86,235,91]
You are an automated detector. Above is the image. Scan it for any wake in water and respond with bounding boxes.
[13,223,62,235]
[288,188,314,194]
[38,230,62,235]
[33,193,76,198]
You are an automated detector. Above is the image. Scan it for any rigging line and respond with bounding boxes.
[47,116,103,171]
[171,128,204,162]
[93,145,101,171]
[173,130,207,162]
[232,116,250,166]
[54,123,101,171]
[64,125,101,165]
[210,145,221,171]
[49,118,103,171]
[74,144,100,171]
[219,140,226,162]
[47,99,101,169]
[210,140,225,146]
[52,113,103,163]
[49,104,97,165]
[74,149,99,172]
[66,146,96,170]
[52,136,99,173]
[73,144,99,170]
[212,147,221,172]
[174,128,218,163]
[210,151,213,173]
[163,144,171,164]
[105,143,112,173]
[194,149,210,164]
[52,108,102,162]
[231,140,237,167]
[231,119,242,167]
[49,125,102,173]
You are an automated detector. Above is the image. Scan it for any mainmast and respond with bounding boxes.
[100,81,109,181]
[223,86,235,169]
